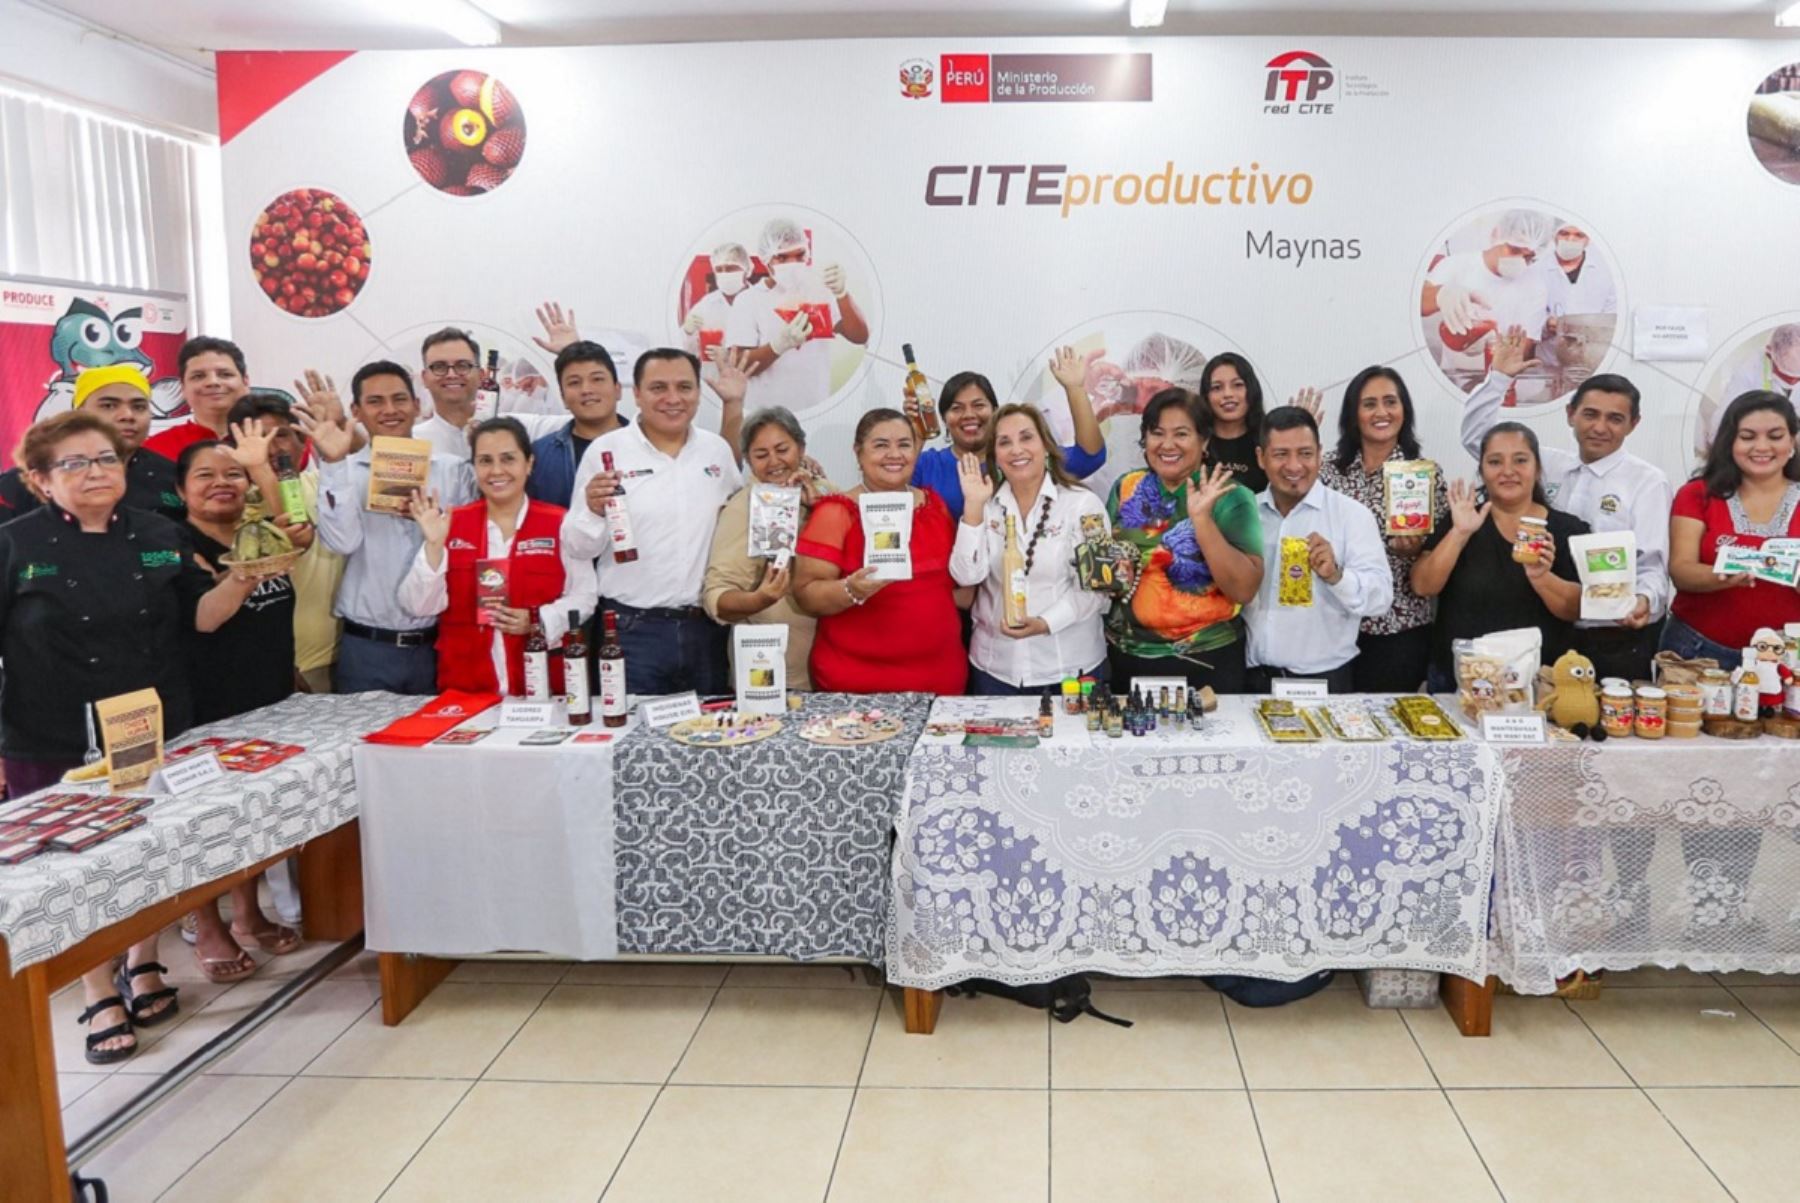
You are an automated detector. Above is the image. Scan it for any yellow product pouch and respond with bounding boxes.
[1277,536,1313,607]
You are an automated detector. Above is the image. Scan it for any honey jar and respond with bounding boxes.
[1600,683,1635,738]
[1634,685,1667,739]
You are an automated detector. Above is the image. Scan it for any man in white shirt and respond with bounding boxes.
[682,242,753,362]
[1244,407,1392,692]
[1422,209,1553,394]
[299,359,476,694]
[1462,327,1671,681]
[563,348,743,696]
[1538,223,1617,320]
[725,217,870,413]
[413,327,564,460]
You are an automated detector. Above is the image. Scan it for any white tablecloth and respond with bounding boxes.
[355,722,624,959]
[889,697,1503,990]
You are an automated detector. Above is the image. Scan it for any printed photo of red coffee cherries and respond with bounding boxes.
[249,188,371,318]
[404,69,527,195]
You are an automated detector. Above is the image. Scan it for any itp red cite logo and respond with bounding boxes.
[1263,50,1336,115]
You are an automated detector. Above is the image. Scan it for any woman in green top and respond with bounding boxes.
[1106,387,1264,694]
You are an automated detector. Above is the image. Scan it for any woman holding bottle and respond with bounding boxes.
[401,417,596,695]
[1105,388,1264,694]
[1410,423,1587,691]
[792,408,966,693]
[1319,366,1449,693]
[1664,389,1800,664]
[949,404,1110,695]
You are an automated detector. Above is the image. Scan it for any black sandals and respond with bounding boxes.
[113,960,181,1028]
[76,995,136,1066]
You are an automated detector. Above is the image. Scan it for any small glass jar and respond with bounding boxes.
[1700,669,1733,718]
[1634,686,1668,739]
[1512,515,1549,564]
[1600,684,1635,738]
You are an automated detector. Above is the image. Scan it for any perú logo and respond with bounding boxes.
[899,58,934,100]
[1263,50,1336,114]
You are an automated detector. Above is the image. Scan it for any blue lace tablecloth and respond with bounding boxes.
[612,692,932,963]
[0,692,421,974]
[888,697,1503,990]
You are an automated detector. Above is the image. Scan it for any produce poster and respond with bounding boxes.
[220,40,1800,490]
[0,276,188,469]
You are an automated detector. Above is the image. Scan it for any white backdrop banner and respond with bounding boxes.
[219,38,1800,487]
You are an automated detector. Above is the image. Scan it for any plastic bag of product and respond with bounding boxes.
[1454,627,1541,718]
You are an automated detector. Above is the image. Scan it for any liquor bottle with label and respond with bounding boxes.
[599,609,628,727]
[901,343,941,441]
[473,349,501,422]
[600,450,640,564]
[1001,511,1029,629]
[272,451,309,525]
[563,609,591,726]
[523,610,552,700]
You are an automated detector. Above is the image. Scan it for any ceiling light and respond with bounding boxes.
[1130,0,1169,29]
[387,0,501,46]
[1779,2,1800,27]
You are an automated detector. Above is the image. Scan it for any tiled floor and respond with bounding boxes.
[50,950,1800,1202]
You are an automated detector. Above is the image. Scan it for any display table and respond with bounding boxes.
[0,691,415,1203]
[1490,735,1800,994]
[359,692,933,1024]
[889,697,1504,1034]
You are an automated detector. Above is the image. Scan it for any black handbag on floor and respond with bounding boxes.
[1203,970,1336,1007]
[946,974,1134,1027]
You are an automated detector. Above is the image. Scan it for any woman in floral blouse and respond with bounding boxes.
[1319,366,1448,693]
[1105,388,1264,694]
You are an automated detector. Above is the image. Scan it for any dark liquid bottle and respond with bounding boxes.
[600,450,639,564]
[474,348,500,422]
[599,610,628,728]
[564,609,591,726]
[523,610,551,700]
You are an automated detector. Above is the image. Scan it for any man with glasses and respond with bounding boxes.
[0,364,184,521]
[413,327,563,460]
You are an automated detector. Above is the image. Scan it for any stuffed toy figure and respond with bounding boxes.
[1538,649,1604,740]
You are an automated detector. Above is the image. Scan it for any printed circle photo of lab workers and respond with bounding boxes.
[1694,317,1800,461]
[1748,60,1800,187]
[672,205,882,419]
[1417,205,1621,408]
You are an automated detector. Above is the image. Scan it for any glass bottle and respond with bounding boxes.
[563,609,591,726]
[599,610,628,727]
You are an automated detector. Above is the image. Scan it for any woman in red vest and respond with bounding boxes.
[400,418,597,694]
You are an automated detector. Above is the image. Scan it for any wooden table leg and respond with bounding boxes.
[379,953,457,1026]
[0,959,73,1203]
[903,987,942,1035]
[1441,973,1496,1037]
[295,819,364,942]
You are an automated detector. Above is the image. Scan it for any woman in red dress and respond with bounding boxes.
[794,408,966,693]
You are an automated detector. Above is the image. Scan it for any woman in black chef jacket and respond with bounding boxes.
[0,412,264,1064]
[177,439,305,983]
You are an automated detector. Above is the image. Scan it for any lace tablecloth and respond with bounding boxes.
[1490,737,1800,993]
[612,692,932,963]
[0,692,420,974]
[888,697,1502,990]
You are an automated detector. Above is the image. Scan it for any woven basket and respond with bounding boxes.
[219,549,302,580]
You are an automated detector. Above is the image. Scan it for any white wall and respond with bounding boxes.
[0,0,216,138]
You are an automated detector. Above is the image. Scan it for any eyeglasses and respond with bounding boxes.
[426,360,477,378]
[48,452,124,475]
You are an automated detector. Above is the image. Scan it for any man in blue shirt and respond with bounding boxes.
[906,346,1106,512]
[527,340,628,508]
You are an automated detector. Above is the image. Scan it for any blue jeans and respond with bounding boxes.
[612,605,729,697]
[968,661,1107,697]
[336,633,439,695]
[1658,613,1741,667]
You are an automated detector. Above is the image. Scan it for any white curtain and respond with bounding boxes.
[0,85,227,330]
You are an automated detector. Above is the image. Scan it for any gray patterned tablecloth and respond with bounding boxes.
[0,692,420,973]
[612,692,932,963]
[889,697,1503,990]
